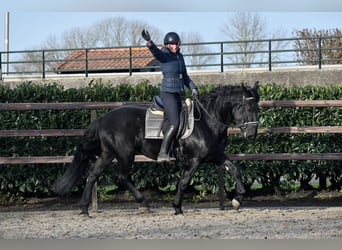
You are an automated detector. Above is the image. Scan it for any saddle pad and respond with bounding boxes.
[145,98,194,139]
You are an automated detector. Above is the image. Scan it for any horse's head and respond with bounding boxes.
[232,81,260,139]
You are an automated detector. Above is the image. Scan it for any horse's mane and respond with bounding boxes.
[199,85,240,108]
[199,84,259,107]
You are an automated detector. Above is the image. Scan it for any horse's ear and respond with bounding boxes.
[252,81,260,102]
[241,81,247,91]
[253,81,259,90]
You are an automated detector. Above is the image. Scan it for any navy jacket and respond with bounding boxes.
[147,41,197,94]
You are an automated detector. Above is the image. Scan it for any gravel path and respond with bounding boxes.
[1,205,341,239]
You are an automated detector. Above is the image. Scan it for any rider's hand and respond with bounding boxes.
[192,89,198,97]
[142,29,151,42]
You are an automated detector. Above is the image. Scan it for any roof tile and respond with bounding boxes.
[54,47,158,72]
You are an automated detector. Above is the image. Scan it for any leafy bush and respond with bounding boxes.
[0,80,341,202]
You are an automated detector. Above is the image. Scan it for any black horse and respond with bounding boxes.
[52,82,260,216]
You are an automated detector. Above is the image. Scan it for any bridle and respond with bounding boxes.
[193,94,259,130]
[238,96,259,130]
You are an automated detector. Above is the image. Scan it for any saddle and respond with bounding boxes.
[145,96,195,139]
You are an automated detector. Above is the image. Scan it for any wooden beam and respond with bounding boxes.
[229,126,342,134]
[1,153,341,165]
[0,126,341,138]
[0,156,74,164]
[226,153,342,161]
[0,129,86,137]
[0,155,156,164]
[0,100,341,111]
[0,102,148,111]
[258,126,342,134]
[259,100,342,107]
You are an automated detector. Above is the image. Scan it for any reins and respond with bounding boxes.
[192,94,258,129]
[193,95,232,127]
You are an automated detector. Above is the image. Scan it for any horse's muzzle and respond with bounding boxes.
[243,131,257,140]
[240,121,258,140]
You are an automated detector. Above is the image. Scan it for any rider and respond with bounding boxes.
[142,30,198,162]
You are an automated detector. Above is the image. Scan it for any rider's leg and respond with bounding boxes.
[157,124,177,161]
[158,92,181,162]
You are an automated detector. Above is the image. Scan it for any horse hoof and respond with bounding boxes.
[232,199,241,210]
[138,207,151,214]
[80,212,92,218]
[174,209,183,215]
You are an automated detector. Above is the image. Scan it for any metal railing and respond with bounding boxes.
[0,36,341,80]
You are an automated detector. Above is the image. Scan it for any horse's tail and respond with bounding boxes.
[52,119,100,196]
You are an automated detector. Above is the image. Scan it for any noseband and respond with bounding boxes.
[238,96,259,130]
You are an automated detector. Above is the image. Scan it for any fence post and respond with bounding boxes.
[268,40,272,71]
[220,42,224,73]
[318,37,322,69]
[0,52,2,80]
[85,49,89,77]
[129,46,133,76]
[42,51,46,79]
[90,109,98,213]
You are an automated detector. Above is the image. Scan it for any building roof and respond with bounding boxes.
[54,47,159,73]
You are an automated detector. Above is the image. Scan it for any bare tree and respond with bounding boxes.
[12,49,43,75]
[127,20,163,46]
[180,32,214,70]
[220,12,289,68]
[221,12,266,68]
[93,17,163,47]
[13,16,212,74]
[13,17,164,74]
[61,27,98,48]
[293,28,342,65]
[12,29,95,75]
[94,17,128,47]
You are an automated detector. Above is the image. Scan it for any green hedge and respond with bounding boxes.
[0,80,341,202]
[225,83,342,195]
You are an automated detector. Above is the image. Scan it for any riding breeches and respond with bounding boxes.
[160,91,182,128]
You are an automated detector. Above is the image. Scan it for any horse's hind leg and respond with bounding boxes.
[80,153,113,216]
[116,160,150,212]
[221,157,246,210]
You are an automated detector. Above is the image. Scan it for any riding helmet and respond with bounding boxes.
[163,32,181,46]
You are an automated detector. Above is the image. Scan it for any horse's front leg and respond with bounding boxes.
[80,154,112,216]
[173,161,199,215]
[220,156,246,210]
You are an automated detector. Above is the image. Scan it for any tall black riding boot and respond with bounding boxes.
[157,125,177,162]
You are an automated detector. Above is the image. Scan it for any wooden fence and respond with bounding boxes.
[0,100,342,164]
[1,99,341,212]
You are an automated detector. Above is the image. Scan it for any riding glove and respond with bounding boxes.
[142,29,151,42]
[192,88,198,97]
